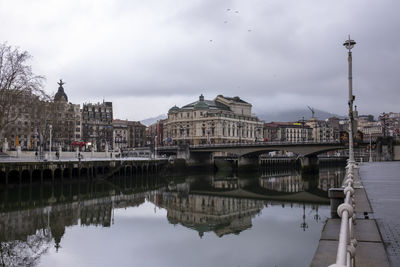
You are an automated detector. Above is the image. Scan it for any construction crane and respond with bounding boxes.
[307,106,315,119]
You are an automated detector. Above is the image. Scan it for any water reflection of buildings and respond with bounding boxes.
[149,191,264,237]
[211,176,239,190]
[318,167,345,191]
[259,168,304,193]
[0,193,146,251]
[260,175,305,193]
[258,167,345,193]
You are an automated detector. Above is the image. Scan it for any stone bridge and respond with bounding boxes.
[157,142,346,168]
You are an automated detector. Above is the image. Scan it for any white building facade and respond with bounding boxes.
[164,95,263,145]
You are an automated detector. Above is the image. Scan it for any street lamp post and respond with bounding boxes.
[369,132,373,162]
[154,135,157,159]
[49,125,52,161]
[343,36,356,164]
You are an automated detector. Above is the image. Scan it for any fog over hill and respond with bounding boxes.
[140,114,167,126]
[257,108,345,122]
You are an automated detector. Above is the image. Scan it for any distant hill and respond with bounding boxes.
[140,114,167,126]
[257,108,345,122]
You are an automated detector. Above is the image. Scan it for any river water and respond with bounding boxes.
[0,165,345,267]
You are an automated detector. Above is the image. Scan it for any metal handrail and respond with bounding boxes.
[329,162,358,267]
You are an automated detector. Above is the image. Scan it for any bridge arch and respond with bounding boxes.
[43,169,53,182]
[188,144,345,158]
[21,170,31,183]
[54,168,62,179]
[236,146,345,158]
[80,168,88,177]
[32,170,42,183]
[8,170,20,184]
[63,168,71,178]
[0,171,6,185]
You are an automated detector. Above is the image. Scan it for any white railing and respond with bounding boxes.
[329,162,358,267]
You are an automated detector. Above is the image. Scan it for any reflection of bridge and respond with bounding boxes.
[158,142,346,167]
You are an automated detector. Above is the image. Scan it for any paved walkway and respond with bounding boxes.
[311,162,399,267]
[360,162,400,266]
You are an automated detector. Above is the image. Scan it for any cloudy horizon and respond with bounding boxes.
[1,0,399,121]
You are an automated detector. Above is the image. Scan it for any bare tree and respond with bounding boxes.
[0,43,45,141]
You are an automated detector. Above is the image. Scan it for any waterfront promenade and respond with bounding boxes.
[312,162,400,266]
[360,162,400,266]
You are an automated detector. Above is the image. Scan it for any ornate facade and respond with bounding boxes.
[82,101,113,151]
[164,95,263,145]
[51,80,82,150]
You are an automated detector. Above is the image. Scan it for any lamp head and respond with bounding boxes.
[343,36,356,51]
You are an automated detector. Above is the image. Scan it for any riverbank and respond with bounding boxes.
[311,162,399,266]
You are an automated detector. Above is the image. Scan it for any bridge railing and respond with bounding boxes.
[157,141,342,150]
[329,162,358,267]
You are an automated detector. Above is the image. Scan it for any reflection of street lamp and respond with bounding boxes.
[49,125,52,160]
[343,36,356,164]
[314,205,321,222]
[300,203,308,231]
[154,135,157,159]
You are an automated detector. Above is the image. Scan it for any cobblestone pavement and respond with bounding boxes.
[360,162,400,267]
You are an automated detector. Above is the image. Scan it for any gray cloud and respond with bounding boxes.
[1,0,399,120]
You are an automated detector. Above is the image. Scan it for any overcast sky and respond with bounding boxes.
[1,0,399,121]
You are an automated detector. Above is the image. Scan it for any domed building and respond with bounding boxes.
[54,79,68,102]
[51,80,82,150]
[164,95,263,145]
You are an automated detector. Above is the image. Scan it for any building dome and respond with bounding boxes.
[168,105,179,113]
[194,94,209,110]
[194,101,209,109]
[54,79,68,102]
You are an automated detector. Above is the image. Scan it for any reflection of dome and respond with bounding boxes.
[54,79,68,102]
[50,214,66,252]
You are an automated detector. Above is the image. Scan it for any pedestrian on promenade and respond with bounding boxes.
[35,151,38,159]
